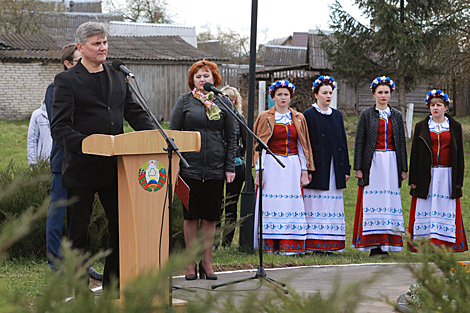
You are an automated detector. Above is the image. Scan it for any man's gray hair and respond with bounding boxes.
[75,22,109,44]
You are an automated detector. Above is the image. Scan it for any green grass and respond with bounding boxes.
[0,115,469,306]
[213,113,470,267]
[0,257,51,308]
[0,120,30,169]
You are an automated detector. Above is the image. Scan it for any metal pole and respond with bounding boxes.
[238,0,258,252]
[259,81,266,114]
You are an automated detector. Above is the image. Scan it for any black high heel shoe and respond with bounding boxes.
[198,260,217,280]
[185,262,198,280]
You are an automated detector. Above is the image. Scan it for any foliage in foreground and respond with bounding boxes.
[404,241,470,312]
[0,160,111,258]
[0,175,379,312]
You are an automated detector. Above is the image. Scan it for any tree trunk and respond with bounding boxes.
[398,75,406,117]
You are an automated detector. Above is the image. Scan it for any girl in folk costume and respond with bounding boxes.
[352,76,408,256]
[408,90,467,252]
[253,80,314,255]
[303,76,350,253]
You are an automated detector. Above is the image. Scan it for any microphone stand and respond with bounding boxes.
[210,93,288,294]
[123,75,195,313]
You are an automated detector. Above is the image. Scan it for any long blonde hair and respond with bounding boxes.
[220,85,243,114]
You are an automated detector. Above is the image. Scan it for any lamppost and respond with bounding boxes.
[238,0,258,252]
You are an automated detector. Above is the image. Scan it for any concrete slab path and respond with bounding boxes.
[172,263,417,313]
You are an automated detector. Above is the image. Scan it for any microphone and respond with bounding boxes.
[112,59,135,78]
[203,82,226,95]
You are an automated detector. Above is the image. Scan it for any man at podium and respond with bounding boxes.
[50,22,155,291]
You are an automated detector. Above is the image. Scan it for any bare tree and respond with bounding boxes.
[105,0,172,23]
[0,0,58,34]
[198,26,250,64]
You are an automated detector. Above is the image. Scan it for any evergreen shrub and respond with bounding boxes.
[0,160,186,258]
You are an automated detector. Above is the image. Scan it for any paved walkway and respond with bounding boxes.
[172,263,417,313]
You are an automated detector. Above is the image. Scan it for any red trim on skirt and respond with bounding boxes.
[265,239,305,253]
[352,186,403,249]
[408,197,468,252]
[306,239,345,252]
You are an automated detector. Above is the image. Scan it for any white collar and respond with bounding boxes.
[428,115,449,131]
[375,106,391,123]
[312,103,332,115]
[274,110,292,123]
[375,106,391,115]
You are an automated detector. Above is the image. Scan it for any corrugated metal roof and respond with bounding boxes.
[0,34,72,51]
[293,32,308,47]
[266,36,292,46]
[109,21,197,47]
[198,40,221,57]
[0,33,227,62]
[261,45,307,67]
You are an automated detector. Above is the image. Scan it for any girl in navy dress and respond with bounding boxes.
[303,76,350,253]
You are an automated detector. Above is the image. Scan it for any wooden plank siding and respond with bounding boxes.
[124,62,248,122]
[124,60,453,123]
[219,64,249,87]
[357,81,435,114]
[308,34,333,70]
[126,62,192,122]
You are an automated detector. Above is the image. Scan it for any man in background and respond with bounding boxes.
[44,43,103,280]
[27,100,52,166]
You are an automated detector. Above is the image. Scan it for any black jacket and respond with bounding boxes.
[170,92,237,180]
[303,106,350,190]
[353,105,408,187]
[409,114,464,199]
[51,61,155,189]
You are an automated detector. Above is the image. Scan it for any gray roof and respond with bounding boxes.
[197,40,221,57]
[39,12,124,37]
[261,45,307,67]
[266,35,292,46]
[0,33,227,62]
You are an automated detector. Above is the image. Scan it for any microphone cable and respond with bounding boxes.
[158,184,168,269]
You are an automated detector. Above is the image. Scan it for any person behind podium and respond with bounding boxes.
[50,22,155,291]
[170,59,237,280]
[218,85,248,248]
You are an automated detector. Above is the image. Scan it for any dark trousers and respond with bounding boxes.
[67,181,119,289]
[222,164,246,246]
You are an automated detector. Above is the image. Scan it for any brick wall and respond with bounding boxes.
[0,61,62,120]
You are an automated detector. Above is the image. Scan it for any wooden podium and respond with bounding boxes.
[82,129,200,307]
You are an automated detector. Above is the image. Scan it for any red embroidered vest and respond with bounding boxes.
[375,118,395,151]
[268,122,298,155]
[430,130,451,167]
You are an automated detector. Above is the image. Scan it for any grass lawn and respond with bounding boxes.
[0,114,470,306]
[0,120,30,169]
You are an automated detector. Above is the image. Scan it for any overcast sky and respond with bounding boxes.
[167,0,368,43]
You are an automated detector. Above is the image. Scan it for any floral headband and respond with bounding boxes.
[312,75,336,94]
[269,80,295,98]
[425,89,449,106]
[370,76,395,93]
